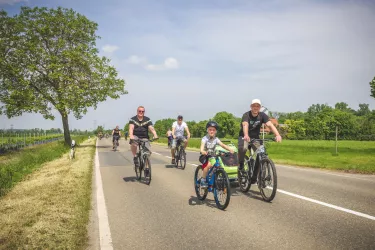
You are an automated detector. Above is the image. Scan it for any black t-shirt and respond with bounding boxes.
[113,129,120,136]
[239,111,269,138]
[129,116,153,139]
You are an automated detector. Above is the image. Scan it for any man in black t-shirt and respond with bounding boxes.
[238,99,282,182]
[129,106,159,167]
[111,126,122,149]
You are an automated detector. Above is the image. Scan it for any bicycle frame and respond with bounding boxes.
[205,157,223,192]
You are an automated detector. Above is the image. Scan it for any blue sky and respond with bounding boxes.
[1,0,375,130]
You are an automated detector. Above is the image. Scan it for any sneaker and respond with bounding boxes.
[133,157,139,167]
[200,178,208,188]
[171,159,175,165]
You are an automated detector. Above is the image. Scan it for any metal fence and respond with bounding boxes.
[0,133,64,155]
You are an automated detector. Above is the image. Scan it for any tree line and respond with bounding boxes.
[139,102,375,141]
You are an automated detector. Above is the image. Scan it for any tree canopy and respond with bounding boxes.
[0,7,126,145]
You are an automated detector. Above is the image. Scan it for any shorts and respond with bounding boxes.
[112,135,120,142]
[199,154,216,166]
[172,136,187,149]
[130,135,152,152]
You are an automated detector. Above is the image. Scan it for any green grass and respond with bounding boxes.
[155,138,375,173]
[0,136,87,196]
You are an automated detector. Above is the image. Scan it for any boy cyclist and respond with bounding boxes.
[199,121,234,188]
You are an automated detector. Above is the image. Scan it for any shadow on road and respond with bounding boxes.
[188,196,219,209]
[122,176,150,186]
[165,164,176,169]
[96,145,111,149]
[231,187,267,202]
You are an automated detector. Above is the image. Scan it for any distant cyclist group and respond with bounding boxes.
[102,99,282,209]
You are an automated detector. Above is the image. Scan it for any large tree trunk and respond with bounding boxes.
[61,113,72,146]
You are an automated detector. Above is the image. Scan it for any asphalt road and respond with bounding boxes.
[94,138,375,250]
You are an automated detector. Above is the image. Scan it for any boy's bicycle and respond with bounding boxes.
[132,138,158,185]
[238,138,277,202]
[174,138,186,170]
[194,151,231,210]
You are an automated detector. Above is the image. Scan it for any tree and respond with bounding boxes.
[212,111,237,138]
[370,76,375,99]
[0,7,126,145]
[356,103,370,116]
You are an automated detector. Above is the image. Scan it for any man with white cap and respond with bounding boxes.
[238,99,282,183]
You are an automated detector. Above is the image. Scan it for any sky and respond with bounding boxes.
[1,0,375,130]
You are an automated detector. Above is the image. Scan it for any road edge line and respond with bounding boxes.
[95,139,114,250]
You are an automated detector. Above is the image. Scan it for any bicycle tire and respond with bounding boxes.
[143,156,152,185]
[135,155,142,180]
[259,158,277,202]
[214,168,231,210]
[174,146,180,167]
[179,148,186,170]
[194,165,208,200]
[238,156,251,192]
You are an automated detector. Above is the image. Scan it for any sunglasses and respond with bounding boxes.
[138,110,145,113]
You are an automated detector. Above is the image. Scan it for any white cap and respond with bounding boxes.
[251,99,261,105]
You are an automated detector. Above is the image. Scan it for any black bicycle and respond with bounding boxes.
[238,138,277,202]
[131,138,158,185]
[174,137,186,170]
[113,136,120,151]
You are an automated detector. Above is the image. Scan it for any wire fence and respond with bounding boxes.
[0,133,64,155]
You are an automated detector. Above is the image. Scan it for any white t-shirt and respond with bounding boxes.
[201,135,221,155]
[172,121,187,137]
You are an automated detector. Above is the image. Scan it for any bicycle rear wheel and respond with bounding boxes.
[143,156,152,185]
[214,168,231,210]
[259,158,277,202]
[238,156,251,192]
[194,165,208,200]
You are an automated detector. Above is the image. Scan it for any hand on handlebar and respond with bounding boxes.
[275,135,282,142]
[201,151,208,155]
[243,135,250,142]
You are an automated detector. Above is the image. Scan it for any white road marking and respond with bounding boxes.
[152,152,162,155]
[190,163,199,166]
[276,188,375,221]
[95,140,114,250]
[165,156,172,159]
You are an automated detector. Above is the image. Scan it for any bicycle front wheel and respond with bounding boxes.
[238,156,251,192]
[179,149,186,170]
[135,156,141,180]
[214,169,231,210]
[143,156,152,185]
[259,158,277,202]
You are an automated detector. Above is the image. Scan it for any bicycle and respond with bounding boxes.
[113,136,120,151]
[174,137,186,170]
[238,138,277,202]
[69,140,76,160]
[194,151,231,210]
[132,138,158,185]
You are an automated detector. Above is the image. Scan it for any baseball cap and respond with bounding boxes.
[251,99,261,105]
[177,115,183,120]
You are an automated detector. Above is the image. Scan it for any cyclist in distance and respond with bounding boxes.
[199,121,234,188]
[171,115,191,164]
[129,106,159,167]
[112,126,122,149]
[238,99,282,183]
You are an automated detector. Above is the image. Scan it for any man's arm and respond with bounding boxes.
[218,141,234,153]
[148,126,158,138]
[265,121,282,142]
[242,122,250,141]
[129,124,134,139]
[185,126,191,138]
[112,130,114,136]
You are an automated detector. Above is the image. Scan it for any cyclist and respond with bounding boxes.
[112,125,122,149]
[238,99,282,183]
[98,131,103,139]
[125,131,129,140]
[199,121,234,188]
[166,128,173,148]
[171,115,191,164]
[129,106,159,168]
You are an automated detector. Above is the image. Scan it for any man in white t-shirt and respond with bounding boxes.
[171,115,191,164]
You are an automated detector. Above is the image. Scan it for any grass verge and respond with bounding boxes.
[154,138,375,173]
[0,136,87,196]
[0,137,96,249]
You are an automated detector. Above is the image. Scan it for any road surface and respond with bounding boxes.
[91,138,375,250]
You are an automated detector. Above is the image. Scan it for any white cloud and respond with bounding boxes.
[0,0,27,5]
[126,55,147,65]
[145,57,179,71]
[102,45,119,53]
